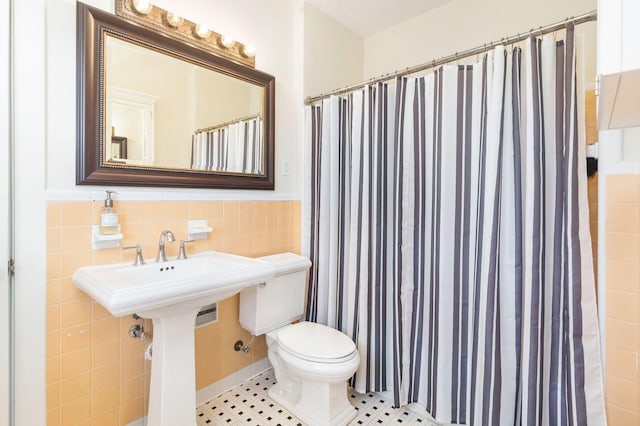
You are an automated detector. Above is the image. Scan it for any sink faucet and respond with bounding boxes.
[155,230,176,262]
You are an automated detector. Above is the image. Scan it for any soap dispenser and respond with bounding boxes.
[99,190,119,235]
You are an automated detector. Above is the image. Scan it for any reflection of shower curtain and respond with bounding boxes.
[191,116,262,173]
[306,27,606,425]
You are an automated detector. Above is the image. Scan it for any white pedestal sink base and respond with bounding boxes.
[144,308,199,426]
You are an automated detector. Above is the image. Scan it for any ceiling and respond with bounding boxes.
[305,0,452,37]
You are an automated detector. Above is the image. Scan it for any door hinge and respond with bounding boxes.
[8,259,15,276]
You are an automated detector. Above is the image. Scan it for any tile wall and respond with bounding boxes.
[604,175,640,424]
[585,90,598,283]
[46,200,301,425]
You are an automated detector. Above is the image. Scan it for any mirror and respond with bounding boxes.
[77,3,275,189]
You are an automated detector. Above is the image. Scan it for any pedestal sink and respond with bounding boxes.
[72,251,276,426]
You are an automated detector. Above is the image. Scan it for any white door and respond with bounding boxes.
[0,0,11,424]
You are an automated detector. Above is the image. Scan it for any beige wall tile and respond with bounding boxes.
[607,233,640,264]
[119,201,146,223]
[168,201,188,221]
[607,347,638,382]
[61,394,91,425]
[92,385,119,416]
[60,226,92,252]
[47,330,61,359]
[61,202,92,227]
[47,305,60,332]
[93,340,119,368]
[60,277,88,303]
[608,175,640,204]
[188,200,208,219]
[606,376,639,412]
[47,408,60,426]
[47,279,60,306]
[607,203,639,233]
[93,317,120,344]
[607,262,640,293]
[47,228,60,254]
[120,397,145,425]
[607,290,640,323]
[93,362,119,393]
[60,250,92,278]
[46,356,60,384]
[61,324,91,354]
[120,223,146,248]
[91,248,122,266]
[121,374,144,404]
[60,372,91,405]
[607,404,640,425]
[46,199,304,424]
[48,203,61,228]
[61,347,91,379]
[607,319,639,352]
[47,382,60,411]
[47,253,60,280]
[60,299,92,328]
[145,201,170,222]
[91,408,119,426]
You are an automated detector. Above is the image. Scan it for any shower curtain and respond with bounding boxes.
[305,26,605,425]
[191,116,262,173]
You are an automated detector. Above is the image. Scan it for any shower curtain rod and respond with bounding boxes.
[304,9,597,105]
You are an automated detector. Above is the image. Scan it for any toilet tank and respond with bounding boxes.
[239,253,311,336]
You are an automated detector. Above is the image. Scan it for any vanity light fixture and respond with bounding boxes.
[194,23,210,39]
[115,0,256,67]
[220,34,235,48]
[165,10,182,28]
[131,0,153,15]
[242,44,256,58]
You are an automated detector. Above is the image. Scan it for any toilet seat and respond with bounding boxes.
[276,322,357,364]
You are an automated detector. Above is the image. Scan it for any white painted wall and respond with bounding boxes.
[46,0,304,198]
[303,3,364,98]
[363,0,597,83]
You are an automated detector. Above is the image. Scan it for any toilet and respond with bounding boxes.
[239,253,360,426]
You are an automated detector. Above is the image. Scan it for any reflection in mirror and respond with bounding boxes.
[76,3,275,189]
[104,35,264,173]
[110,135,128,161]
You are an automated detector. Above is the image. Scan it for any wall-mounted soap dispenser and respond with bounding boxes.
[99,190,119,235]
[92,190,123,249]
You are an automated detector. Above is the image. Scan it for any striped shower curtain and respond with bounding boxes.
[190,117,263,173]
[305,27,605,425]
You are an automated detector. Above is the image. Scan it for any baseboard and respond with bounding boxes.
[126,358,272,426]
[126,417,146,426]
[196,358,272,405]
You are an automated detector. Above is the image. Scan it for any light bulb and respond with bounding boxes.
[166,11,182,28]
[194,24,210,39]
[132,0,153,15]
[242,44,256,58]
[221,34,235,48]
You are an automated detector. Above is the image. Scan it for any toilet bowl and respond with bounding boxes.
[266,322,360,426]
[239,253,360,426]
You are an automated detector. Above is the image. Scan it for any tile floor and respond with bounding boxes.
[196,369,435,425]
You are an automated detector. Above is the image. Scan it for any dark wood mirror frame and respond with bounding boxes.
[77,3,275,189]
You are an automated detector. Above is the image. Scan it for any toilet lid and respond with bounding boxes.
[277,322,356,362]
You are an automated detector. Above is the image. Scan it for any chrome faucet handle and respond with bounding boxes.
[177,239,195,260]
[155,230,176,263]
[123,244,145,266]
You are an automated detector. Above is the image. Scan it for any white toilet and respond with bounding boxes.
[239,253,360,426]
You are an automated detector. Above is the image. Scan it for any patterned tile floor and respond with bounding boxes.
[196,369,434,425]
